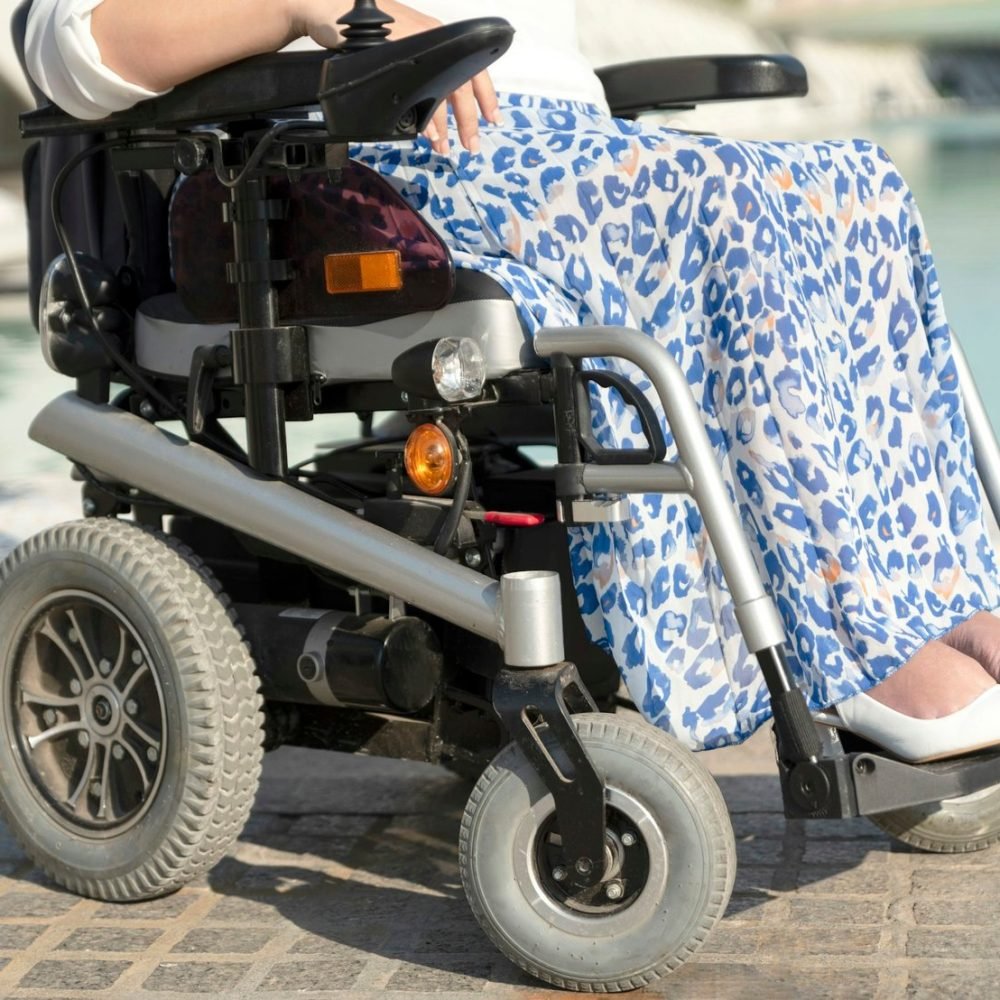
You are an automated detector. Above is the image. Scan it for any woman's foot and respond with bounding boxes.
[941,611,1000,681]
[823,641,1000,762]
[863,640,995,719]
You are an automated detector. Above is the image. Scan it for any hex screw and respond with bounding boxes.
[78,731,90,748]
[125,700,138,716]
[574,857,593,876]
[621,831,637,847]
[605,880,625,901]
[69,679,82,696]
[42,709,57,727]
[112,744,125,761]
[98,659,111,676]
[552,866,567,882]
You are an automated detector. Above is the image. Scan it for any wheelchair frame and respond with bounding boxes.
[12,0,1000,989]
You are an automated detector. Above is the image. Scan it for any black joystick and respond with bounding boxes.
[337,0,395,51]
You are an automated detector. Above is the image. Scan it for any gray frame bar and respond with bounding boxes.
[534,326,787,653]
[30,394,502,643]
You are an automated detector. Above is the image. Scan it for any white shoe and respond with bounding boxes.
[815,685,1000,763]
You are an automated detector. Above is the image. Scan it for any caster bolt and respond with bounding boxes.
[131,650,143,666]
[42,710,56,727]
[125,700,138,716]
[69,679,82,696]
[605,880,625,901]
[574,858,593,876]
[112,744,125,761]
[78,731,90,748]
[98,659,111,676]
[552,866,567,882]
[147,747,159,763]
[621,831,637,847]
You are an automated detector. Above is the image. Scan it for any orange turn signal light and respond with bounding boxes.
[404,423,456,497]
[324,250,403,295]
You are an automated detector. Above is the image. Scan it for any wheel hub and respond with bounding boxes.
[9,592,167,836]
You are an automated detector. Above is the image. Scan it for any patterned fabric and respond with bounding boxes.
[352,95,1000,750]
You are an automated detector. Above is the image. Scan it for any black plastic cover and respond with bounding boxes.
[596,54,808,118]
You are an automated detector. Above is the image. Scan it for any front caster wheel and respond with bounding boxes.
[0,520,264,900]
[459,713,736,993]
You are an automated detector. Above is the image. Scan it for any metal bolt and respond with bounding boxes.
[605,880,625,901]
[69,679,82,696]
[463,549,483,569]
[89,780,102,798]
[147,747,159,763]
[552,866,567,882]
[574,857,593,876]
[125,700,138,716]
[98,659,111,676]
[112,744,125,761]
[621,831,637,847]
[82,498,98,517]
[68,629,79,644]
[77,731,90,748]
[131,650,143,666]
[139,400,158,421]
[400,391,409,405]
[42,709,57,727]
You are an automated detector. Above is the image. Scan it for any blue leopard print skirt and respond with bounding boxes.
[353,95,1000,750]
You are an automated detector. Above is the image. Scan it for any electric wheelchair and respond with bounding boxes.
[8,0,1000,991]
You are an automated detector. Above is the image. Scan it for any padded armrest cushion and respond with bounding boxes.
[596,54,808,118]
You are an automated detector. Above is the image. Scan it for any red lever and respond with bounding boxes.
[483,512,546,528]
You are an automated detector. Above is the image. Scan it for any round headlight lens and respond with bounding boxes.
[431,338,486,403]
[404,423,456,496]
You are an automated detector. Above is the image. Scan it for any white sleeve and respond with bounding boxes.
[24,0,171,120]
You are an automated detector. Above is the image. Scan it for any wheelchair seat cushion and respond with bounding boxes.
[133,269,538,382]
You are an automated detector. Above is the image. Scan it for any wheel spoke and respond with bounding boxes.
[108,625,129,685]
[26,720,86,751]
[65,608,100,678]
[124,716,161,752]
[119,662,150,702]
[66,739,97,809]
[19,686,80,710]
[38,619,90,687]
[115,738,152,795]
[96,742,113,821]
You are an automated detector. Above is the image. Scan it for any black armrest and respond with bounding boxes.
[596,54,808,119]
[19,17,513,141]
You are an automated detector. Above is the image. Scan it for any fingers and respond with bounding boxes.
[451,81,481,154]
[421,71,503,155]
[472,71,502,126]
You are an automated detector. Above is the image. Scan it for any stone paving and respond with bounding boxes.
[0,725,997,1000]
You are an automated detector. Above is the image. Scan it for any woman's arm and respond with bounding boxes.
[89,0,497,150]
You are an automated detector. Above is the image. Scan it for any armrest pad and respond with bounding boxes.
[596,54,808,118]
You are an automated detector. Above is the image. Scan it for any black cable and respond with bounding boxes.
[204,119,322,189]
[433,453,473,556]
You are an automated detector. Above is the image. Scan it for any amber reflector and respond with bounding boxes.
[324,250,403,295]
[404,423,455,497]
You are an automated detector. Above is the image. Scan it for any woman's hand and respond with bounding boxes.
[292,0,501,154]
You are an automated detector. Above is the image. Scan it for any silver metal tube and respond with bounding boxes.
[951,334,1000,529]
[30,394,502,643]
[534,326,786,652]
[583,463,693,495]
[500,571,565,667]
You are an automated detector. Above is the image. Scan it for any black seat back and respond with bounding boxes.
[11,0,171,328]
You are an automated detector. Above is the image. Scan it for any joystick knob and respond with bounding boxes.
[337,0,394,51]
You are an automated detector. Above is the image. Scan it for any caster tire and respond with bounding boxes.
[459,712,736,993]
[869,783,1000,853]
[0,519,264,900]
